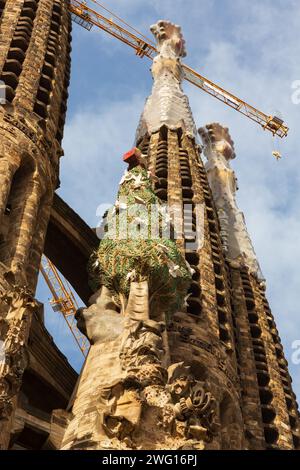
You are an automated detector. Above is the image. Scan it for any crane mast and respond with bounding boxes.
[40,256,89,357]
[69,0,288,138]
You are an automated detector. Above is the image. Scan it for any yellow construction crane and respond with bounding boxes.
[40,256,89,357]
[69,0,289,139]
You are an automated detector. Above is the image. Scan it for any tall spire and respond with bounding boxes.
[136,20,198,142]
[199,123,264,280]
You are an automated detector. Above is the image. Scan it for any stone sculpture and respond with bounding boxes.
[0,269,38,449]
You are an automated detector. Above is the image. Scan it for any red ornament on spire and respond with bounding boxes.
[123,147,142,168]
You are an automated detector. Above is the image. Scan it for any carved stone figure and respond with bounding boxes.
[92,383,142,447]
[166,362,218,446]
[120,318,167,388]
[61,279,169,449]
[75,286,124,344]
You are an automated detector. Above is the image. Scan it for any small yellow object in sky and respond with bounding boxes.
[272,151,282,160]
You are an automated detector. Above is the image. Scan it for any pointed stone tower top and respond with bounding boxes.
[150,20,186,59]
[136,20,197,142]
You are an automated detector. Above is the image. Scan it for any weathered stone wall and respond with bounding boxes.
[228,266,300,449]
[229,267,266,449]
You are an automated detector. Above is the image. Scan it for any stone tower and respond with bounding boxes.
[0,5,298,450]
[199,123,300,449]
[0,0,71,449]
[58,20,300,450]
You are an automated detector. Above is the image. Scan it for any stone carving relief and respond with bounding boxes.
[67,283,167,449]
[120,318,166,388]
[61,280,219,450]
[165,362,218,446]
[199,123,264,280]
[0,109,57,161]
[75,286,124,345]
[0,268,37,449]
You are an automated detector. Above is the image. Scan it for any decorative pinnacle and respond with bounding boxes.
[135,20,198,141]
[150,20,186,59]
[198,123,236,160]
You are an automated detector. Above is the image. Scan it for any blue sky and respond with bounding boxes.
[37,0,300,401]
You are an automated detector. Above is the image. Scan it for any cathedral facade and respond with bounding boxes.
[0,2,299,450]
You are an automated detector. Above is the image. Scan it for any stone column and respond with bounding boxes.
[9,180,42,273]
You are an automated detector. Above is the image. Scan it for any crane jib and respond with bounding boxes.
[69,0,288,139]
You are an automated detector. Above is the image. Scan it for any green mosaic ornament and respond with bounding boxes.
[88,165,192,317]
